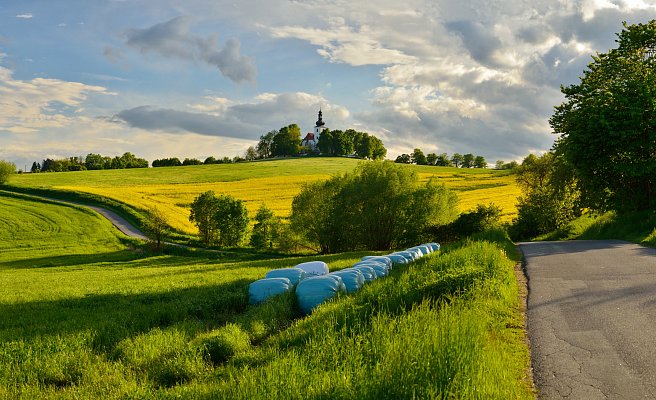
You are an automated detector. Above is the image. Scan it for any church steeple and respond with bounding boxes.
[315,108,325,127]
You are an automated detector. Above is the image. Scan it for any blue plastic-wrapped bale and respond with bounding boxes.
[427,242,440,252]
[393,250,417,262]
[265,267,307,285]
[384,253,409,265]
[295,261,329,277]
[406,247,424,258]
[348,265,377,282]
[369,264,389,278]
[296,275,346,314]
[353,260,388,272]
[330,269,365,293]
[361,256,392,269]
[408,245,430,256]
[248,277,292,305]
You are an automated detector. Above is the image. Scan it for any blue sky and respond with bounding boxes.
[2,0,656,168]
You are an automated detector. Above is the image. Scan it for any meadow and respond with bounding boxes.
[0,190,533,398]
[9,158,519,234]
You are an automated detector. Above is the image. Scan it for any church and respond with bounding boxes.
[301,109,328,151]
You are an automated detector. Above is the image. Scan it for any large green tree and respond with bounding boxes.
[551,21,656,211]
[250,203,281,249]
[272,124,301,157]
[290,161,458,253]
[214,194,250,247]
[189,191,221,245]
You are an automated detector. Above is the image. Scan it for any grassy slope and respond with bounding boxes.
[0,192,532,399]
[535,210,656,247]
[8,158,519,234]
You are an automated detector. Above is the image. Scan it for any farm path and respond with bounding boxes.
[520,240,656,399]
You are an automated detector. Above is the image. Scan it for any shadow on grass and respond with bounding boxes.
[0,249,144,269]
[0,278,252,354]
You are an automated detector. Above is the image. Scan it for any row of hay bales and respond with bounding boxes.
[248,243,440,315]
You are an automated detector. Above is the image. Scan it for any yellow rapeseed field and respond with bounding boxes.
[58,167,518,234]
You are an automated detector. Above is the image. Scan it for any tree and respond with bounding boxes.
[510,152,581,239]
[272,124,301,157]
[30,162,41,173]
[214,194,250,247]
[144,207,168,251]
[495,160,505,170]
[451,153,464,168]
[462,153,475,168]
[394,154,411,164]
[317,128,334,155]
[256,130,276,159]
[189,191,221,245]
[369,136,387,160]
[250,204,281,249]
[244,146,257,161]
[182,158,203,166]
[551,21,656,211]
[204,156,217,165]
[473,155,487,169]
[426,153,438,166]
[85,153,105,170]
[411,148,428,165]
[0,160,16,184]
[436,153,452,167]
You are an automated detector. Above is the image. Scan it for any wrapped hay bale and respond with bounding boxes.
[294,261,329,277]
[426,242,441,252]
[406,247,424,258]
[354,261,389,278]
[296,275,346,314]
[384,253,410,265]
[348,265,377,282]
[361,256,393,269]
[248,278,292,305]
[265,267,307,285]
[392,250,417,262]
[330,269,365,294]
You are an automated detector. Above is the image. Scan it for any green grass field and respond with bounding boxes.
[8,158,520,234]
[0,189,533,399]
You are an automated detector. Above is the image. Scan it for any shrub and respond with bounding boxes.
[0,160,16,185]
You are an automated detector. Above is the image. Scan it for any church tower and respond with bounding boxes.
[314,108,327,139]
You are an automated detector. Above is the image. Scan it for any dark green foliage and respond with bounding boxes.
[462,153,475,168]
[430,203,502,242]
[182,158,203,166]
[189,191,250,247]
[272,124,302,156]
[394,153,411,164]
[249,204,281,249]
[451,153,464,167]
[509,152,581,240]
[290,161,458,253]
[0,160,16,185]
[411,148,427,165]
[551,21,656,212]
[152,157,182,167]
[474,155,487,169]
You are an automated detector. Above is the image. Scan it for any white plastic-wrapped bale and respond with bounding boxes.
[384,253,409,265]
[408,245,430,256]
[265,267,307,285]
[296,275,346,314]
[330,269,365,294]
[361,256,393,269]
[348,265,377,282]
[294,261,329,277]
[393,250,417,262]
[248,278,293,305]
[369,264,389,278]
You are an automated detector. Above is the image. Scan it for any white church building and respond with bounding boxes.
[301,109,327,151]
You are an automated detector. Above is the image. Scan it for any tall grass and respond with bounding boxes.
[0,232,532,398]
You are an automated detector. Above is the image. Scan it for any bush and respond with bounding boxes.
[0,160,16,185]
[289,161,458,253]
[430,203,502,242]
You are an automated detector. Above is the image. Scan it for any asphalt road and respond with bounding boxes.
[520,240,656,399]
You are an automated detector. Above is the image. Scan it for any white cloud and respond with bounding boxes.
[0,65,112,134]
[15,13,33,19]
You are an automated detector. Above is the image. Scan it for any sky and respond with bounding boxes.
[2,0,656,169]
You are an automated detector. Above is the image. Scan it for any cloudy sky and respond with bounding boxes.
[2,0,656,168]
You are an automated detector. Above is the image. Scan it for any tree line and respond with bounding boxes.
[394,148,489,168]
[253,124,387,159]
[30,152,148,173]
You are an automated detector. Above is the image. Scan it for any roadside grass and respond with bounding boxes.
[1,222,533,398]
[534,210,656,247]
[7,158,519,235]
